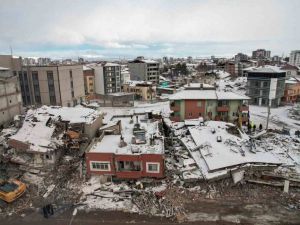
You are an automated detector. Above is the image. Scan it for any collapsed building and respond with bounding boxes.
[86,112,165,180]
[164,117,299,182]
[6,106,103,169]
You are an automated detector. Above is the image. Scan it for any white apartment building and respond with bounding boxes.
[289,50,300,67]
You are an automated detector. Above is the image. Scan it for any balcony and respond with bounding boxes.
[217,105,229,112]
[238,105,249,112]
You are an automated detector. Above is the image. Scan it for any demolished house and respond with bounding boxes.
[86,113,165,180]
[164,118,297,181]
[6,106,103,168]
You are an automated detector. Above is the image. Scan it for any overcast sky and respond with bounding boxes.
[0,0,299,59]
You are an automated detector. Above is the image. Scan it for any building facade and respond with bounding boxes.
[83,65,95,95]
[92,62,121,95]
[245,66,286,107]
[252,49,271,59]
[234,53,248,62]
[21,65,85,106]
[289,50,300,67]
[128,57,159,84]
[122,81,156,101]
[0,67,22,127]
[169,85,249,124]
[86,114,165,179]
[282,77,300,104]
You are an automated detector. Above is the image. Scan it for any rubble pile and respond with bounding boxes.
[133,185,186,219]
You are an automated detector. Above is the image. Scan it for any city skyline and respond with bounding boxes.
[0,0,299,59]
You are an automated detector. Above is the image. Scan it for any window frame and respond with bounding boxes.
[146,162,160,173]
[90,161,111,172]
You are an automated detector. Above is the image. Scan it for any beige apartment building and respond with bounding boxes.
[122,81,156,101]
[83,65,95,95]
[0,67,22,127]
[22,65,85,106]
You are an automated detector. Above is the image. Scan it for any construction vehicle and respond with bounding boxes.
[0,179,26,203]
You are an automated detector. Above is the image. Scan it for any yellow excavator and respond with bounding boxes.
[0,179,26,203]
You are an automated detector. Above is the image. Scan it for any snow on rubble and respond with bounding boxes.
[167,119,300,181]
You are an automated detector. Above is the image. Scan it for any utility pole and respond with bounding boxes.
[266,98,271,130]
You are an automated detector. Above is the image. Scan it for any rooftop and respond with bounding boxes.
[246,65,283,73]
[169,89,249,100]
[9,106,101,153]
[89,116,164,155]
[187,121,281,171]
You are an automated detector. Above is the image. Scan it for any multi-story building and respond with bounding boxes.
[83,65,95,95]
[128,57,159,84]
[91,62,121,95]
[122,81,156,101]
[252,49,271,59]
[0,55,23,76]
[234,53,248,62]
[245,66,286,107]
[169,84,249,124]
[120,65,131,84]
[21,65,85,106]
[86,113,164,179]
[0,67,22,127]
[280,64,299,78]
[289,50,300,67]
[282,77,300,104]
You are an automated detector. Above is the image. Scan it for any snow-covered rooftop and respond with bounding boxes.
[104,62,120,67]
[9,110,58,153]
[124,80,152,87]
[246,65,283,73]
[36,105,101,124]
[169,89,249,100]
[89,116,164,155]
[188,121,281,171]
[183,83,214,89]
[9,106,101,153]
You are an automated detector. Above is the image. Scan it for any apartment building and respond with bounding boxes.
[252,49,271,59]
[83,65,95,95]
[282,77,300,104]
[280,64,299,78]
[91,62,121,95]
[21,65,85,106]
[234,53,248,62]
[0,67,22,127]
[289,50,300,67]
[122,81,156,101]
[86,114,165,179]
[169,84,249,124]
[128,57,159,84]
[245,66,286,107]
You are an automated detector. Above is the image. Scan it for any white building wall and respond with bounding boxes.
[93,66,105,95]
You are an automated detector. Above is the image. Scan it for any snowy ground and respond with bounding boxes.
[249,105,300,131]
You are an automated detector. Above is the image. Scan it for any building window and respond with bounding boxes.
[32,71,41,104]
[47,71,56,105]
[90,161,111,171]
[146,162,160,173]
[197,101,202,107]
